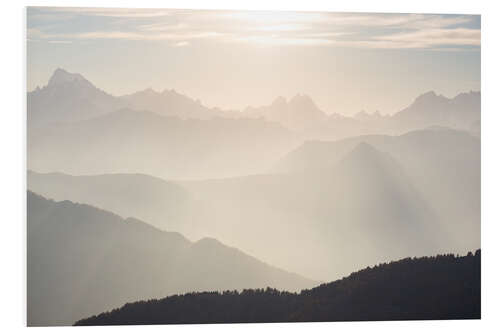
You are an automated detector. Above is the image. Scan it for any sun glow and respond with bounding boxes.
[219,11,327,25]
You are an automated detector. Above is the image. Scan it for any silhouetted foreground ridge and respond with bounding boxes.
[75,250,480,325]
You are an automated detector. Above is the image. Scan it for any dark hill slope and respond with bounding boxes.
[27,191,314,326]
[75,250,480,325]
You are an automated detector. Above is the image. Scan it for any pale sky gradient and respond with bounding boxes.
[27,7,480,115]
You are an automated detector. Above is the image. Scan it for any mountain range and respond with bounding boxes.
[274,127,480,250]
[27,191,314,326]
[28,107,298,179]
[29,68,480,138]
[26,68,481,326]
[28,126,479,281]
[176,138,445,279]
[27,69,481,180]
[242,94,328,132]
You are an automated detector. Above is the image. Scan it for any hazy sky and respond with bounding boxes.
[27,7,480,115]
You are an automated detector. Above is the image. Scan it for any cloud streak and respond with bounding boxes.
[373,28,480,48]
[47,7,174,18]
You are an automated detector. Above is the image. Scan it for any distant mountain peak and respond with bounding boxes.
[451,91,481,104]
[350,141,379,155]
[339,141,395,170]
[47,68,89,87]
[289,93,315,106]
[144,87,157,93]
[412,90,448,106]
[271,96,287,107]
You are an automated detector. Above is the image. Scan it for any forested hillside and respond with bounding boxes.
[76,250,480,325]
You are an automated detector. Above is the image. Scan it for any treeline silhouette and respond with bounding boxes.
[75,250,480,325]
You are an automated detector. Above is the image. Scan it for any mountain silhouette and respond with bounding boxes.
[47,68,89,87]
[27,191,315,326]
[27,170,193,233]
[28,140,446,281]
[27,127,476,281]
[28,69,126,127]
[75,250,480,325]
[389,90,480,134]
[120,87,232,119]
[243,93,327,132]
[276,90,480,141]
[172,142,440,280]
[274,126,480,254]
[28,69,480,140]
[27,108,299,179]
[28,68,234,126]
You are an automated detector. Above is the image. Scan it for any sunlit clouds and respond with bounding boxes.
[27,8,479,49]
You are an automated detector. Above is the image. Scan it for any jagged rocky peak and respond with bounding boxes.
[47,68,89,87]
[412,90,449,106]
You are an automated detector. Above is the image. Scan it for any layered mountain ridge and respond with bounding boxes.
[26,67,481,326]
[28,68,480,139]
[27,191,315,326]
[28,129,472,280]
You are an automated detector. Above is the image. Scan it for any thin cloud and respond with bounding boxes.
[47,40,73,44]
[174,41,190,47]
[73,31,224,41]
[326,13,473,29]
[234,35,334,46]
[138,22,189,32]
[374,28,480,47]
[45,7,173,18]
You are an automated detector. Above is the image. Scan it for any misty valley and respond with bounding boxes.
[27,68,480,326]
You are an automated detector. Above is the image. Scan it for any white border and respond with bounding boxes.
[2,0,499,332]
